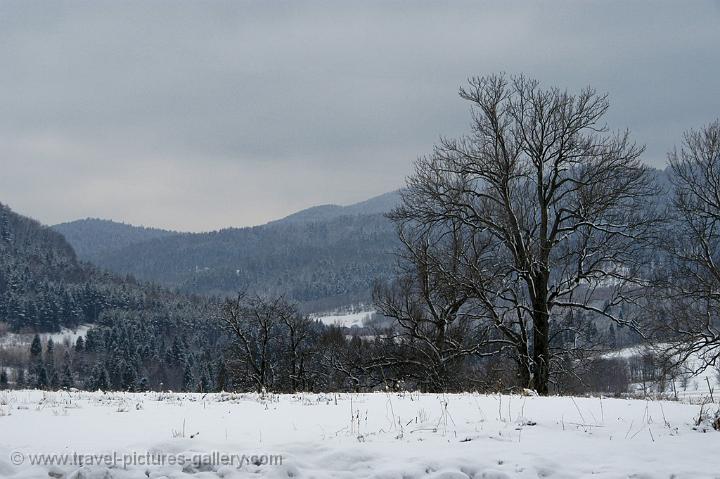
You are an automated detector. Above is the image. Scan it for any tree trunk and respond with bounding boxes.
[532,304,550,395]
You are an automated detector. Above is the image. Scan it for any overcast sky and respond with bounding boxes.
[1,1,719,231]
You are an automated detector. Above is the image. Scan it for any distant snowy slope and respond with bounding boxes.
[0,324,92,348]
[604,343,720,401]
[312,310,376,328]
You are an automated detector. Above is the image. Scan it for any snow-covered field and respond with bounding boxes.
[1,390,719,478]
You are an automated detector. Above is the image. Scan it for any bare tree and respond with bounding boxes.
[393,74,657,394]
[654,120,720,372]
[221,293,318,392]
[220,294,286,392]
[373,219,503,392]
[279,308,314,391]
[317,327,385,391]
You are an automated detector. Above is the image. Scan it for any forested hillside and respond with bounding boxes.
[52,218,177,263]
[53,192,402,309]
[0,201,226,391]
[0,202,212,331]
[0,202,118,332]
[274,190,401,224]
[99,214,395,308]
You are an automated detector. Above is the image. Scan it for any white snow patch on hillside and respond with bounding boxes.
[0,324,92,348]
[312,310,374,328]
[604,343,720,402]
[0,390,719,478]
[601,344,650,360]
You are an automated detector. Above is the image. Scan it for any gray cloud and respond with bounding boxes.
[1,0,719,231]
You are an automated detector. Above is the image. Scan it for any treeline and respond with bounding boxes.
[0,292,639,395]
[2,303,222,392]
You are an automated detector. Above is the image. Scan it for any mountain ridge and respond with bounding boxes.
[50,190,403,310]
[52,218,178,263]
[274,190,402,224]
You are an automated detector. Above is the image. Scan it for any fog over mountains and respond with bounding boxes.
[52,190,402,311]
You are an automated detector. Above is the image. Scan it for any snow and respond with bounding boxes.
[312,310,375,328]
[601,344,649,360]
[0,390,719,478]
[44,325,93,347]
[603,344,720,402]
[0,325,92,348]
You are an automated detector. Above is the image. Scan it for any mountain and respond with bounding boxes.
[0,201,226,392]
[51,191,403,310]
[0,202,208,333]
[276,190,402,223]
[52,218,177,263]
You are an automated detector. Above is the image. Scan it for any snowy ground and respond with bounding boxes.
[1,390,719,478]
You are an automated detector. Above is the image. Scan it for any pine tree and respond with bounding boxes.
[198,372,209,393]
[0,369,8,390]
[30,334,42,360]
[75,336,85,353]
[216,360,227,392]
[122,363,138,392]
[45,339,56,389]
[50,369,60,390]
[108,360,123,390]
[91,364,109,391]
[61,363,74,389]
[34,364,48,389]
[182,361,194,392]
[16,368,26,388]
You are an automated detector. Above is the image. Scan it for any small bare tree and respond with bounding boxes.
[317,327,385,391]
[373,220,500,392]
[394,74,658,394]
[221,293,299,392]
[279,308,314,391]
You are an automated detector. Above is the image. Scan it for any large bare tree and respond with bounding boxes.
[654,120,720,371]
[393,74,657,394]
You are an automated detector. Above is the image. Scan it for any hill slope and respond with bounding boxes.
[93,214,397,310]
[0,202,224,391]
[52,218,177,263]
[0,202,204,332]
[276,190,401,224]
[52,191,403,309]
